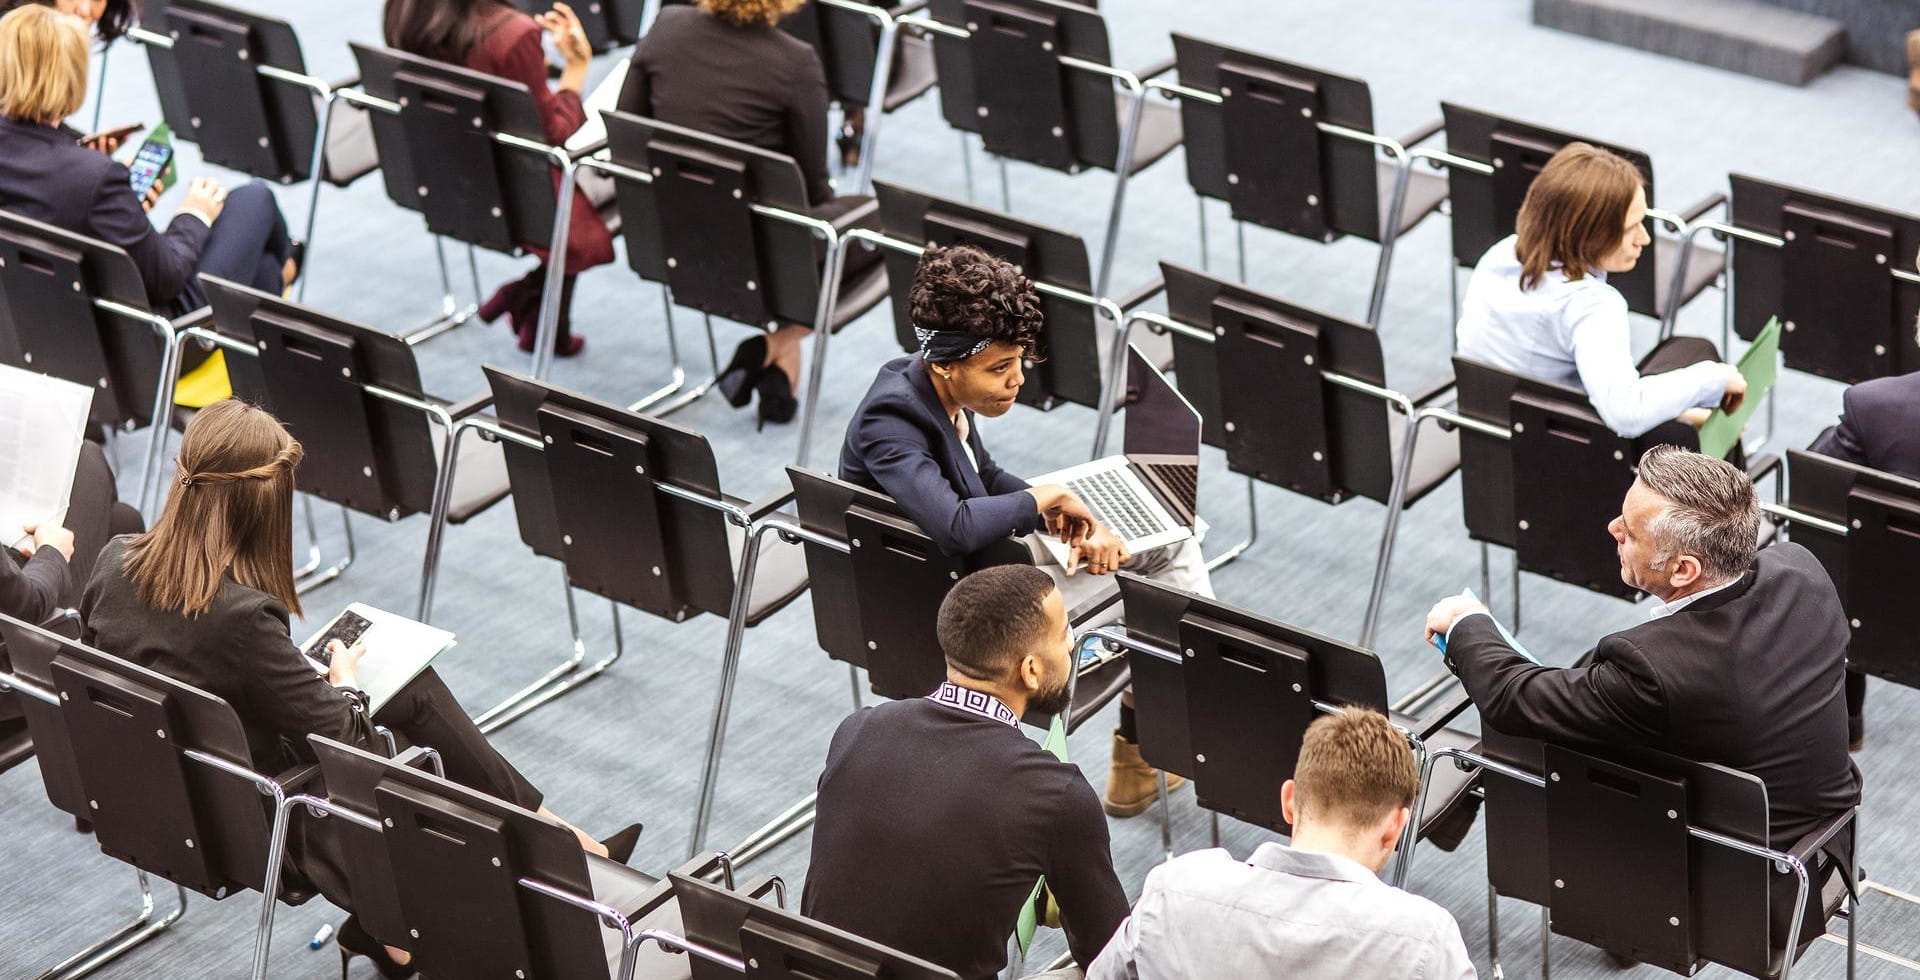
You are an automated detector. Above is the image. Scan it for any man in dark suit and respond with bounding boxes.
[1424,445,1860,846]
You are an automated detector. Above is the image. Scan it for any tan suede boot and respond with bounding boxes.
[1103,732,1185,817]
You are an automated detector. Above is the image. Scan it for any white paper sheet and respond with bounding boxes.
[0,366,93,548]
[300,602,457,714]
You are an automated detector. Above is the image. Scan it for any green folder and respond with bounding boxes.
[1015,715,1070,955]
[1697,316,1781,460]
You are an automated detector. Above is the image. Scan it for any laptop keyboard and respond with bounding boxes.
[1068,468,1170,542]
[1142,462,1198,511]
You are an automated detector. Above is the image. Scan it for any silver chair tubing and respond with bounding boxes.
[498,133,580,382]
[2,669,193,980]
[92,299,181,521]
[1058,55,1146,300]
[475,564,626,734]
[816,0,902,194]
[1432,745,1833,980]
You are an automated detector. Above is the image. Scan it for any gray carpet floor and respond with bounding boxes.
[5,0,1920,976]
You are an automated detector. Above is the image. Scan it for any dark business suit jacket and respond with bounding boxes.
[1,547,69,629]
[1811,370,1920,482]
[840,355,1045,556]
[0,116,209,310]
[1444,542,1861,844]
[79,537,376,775]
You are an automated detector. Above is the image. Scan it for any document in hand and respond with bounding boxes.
[300,603,456,714]
[1435,588,1539,664]
[1698,316,1781,460]
[0,366,93,544]
[565,59,629,153]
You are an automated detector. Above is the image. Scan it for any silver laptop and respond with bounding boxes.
[1032,345,1201,568]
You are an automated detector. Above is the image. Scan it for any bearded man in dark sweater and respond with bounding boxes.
[802,565,1128,980]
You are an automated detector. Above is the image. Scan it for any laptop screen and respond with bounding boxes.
[1121,344,1202,517]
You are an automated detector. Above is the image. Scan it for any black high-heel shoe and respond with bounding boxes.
[755,369,798,431]
[718,335,769,409]
[598,822,644,866]
[337,916,414,979]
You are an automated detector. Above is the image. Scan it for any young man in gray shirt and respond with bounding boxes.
[1088,708,1475,980]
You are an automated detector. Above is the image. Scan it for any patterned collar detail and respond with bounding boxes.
[926,681,1019,728]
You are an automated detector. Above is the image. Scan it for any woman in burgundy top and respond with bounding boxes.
[384,0,612,357]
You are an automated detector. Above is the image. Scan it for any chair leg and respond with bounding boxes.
[293,499,355,595]
[960,131,977,203]
[632,295,725,417]
[1235,220,1248,284]
[1156,770,1173,862]
[793,237,851,469]
[33,871,189,980]
[1479,541,1492,606]
[396,237,478,346]
[476,568,625,734]
[293,94,337,304]
[528,163,580,381]
[996,157,1012,213]
[1359,412,1425,649]
[1209,810,1221,848]
[1511,550,1523,635]
[1364,155,1414,329]
[1202,475,1259,572]
[1196,196,1210,273]
[1448,255,1461,349]
[847,663,864,711]
[1539,905,1551,980]
[1486,883,1503,980]
[1094,84,1148,298]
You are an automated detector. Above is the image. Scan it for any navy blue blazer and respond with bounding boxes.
[840,355,1045,556]
[0,116,209,311]
[1811,370,1920,482]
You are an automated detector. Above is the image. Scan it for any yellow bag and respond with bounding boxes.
[173,349,231,408]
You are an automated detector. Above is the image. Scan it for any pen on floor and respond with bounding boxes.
[309,922,335,950]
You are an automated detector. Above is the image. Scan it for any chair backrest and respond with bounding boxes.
[1116,574,1391,832]
[143,0,320,183]
[1161,261,1400,504]
[0,211,167,430]
[788,467,1029,700]
[512,0,647,52]
[484,365,737,622]
[1785,448,1920,689]
[873,181,1103,410]
[1169,34,1382,244]
[202,276,440,520]
[1452,356,1695,600]
[602,111,824,329]
[1729,175,1920,383]
[308,735,624,980]
[927,0,1120,173]
[1479,727,1787,978]
[1440,104,1666,319]
[670,868,961,980]
[781,0,886,106]
[0,616,286,902]
[0,614,89,819]
[350,43,555,254]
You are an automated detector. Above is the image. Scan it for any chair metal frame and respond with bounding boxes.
[334,86,580,371]
[575,154,861,467]
[898,11,1171,299]
[1141,76,1442,329]
[0,615,307,980]
[812,0,930,194]
[1121,308,1450,647]
[1427,742,1874,980]
[165,324,464,619]
[1080,624,1449,888]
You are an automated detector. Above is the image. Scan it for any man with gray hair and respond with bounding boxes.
[1424,445,1860,847]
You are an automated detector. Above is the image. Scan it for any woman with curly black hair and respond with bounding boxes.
[839,244,1209,818]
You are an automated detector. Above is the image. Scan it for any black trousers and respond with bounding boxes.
[370,666,543,810]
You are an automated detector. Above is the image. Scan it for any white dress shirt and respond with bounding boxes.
[1645,575,1740,619]
[1086,843,1476,980]
[1456,235,1726,438]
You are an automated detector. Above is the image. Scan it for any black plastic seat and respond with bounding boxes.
[781,0,943,192]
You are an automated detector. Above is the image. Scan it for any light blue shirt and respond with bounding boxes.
[1086,843,1476,980]
[1456,235,1726,438]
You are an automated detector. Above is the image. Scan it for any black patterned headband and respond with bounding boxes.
[915,326,994,364]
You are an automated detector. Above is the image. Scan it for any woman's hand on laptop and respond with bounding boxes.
[326,639,366,690]
[1031,485,1097,545]
[1068,527,1130,577]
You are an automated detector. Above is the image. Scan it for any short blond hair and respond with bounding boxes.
[0,4,88,125]
[1292,708,1418,828]
[696,0,806,29]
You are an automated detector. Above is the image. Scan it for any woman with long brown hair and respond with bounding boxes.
[1454,141,1746,438]
[80,399,637,979]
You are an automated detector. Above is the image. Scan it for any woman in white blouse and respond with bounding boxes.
[1456,142,1744,438]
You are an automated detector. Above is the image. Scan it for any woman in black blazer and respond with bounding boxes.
[80,400,637,979]
[0,5,297,319]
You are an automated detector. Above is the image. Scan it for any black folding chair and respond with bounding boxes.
[1090,575,1477,887]
[669,866,962,980]
[1126,262,1460,645]
[267,734,694,980]
[586,112,890,464]
[861,181,1167,459]
[906,0,1182,296]
[512,0,650,52]
[1427,104,1725,332]
[781,0,940,193]
[343,43,607,366]
[1670,176,1920,384]
[0,612,320,980]
[1149,35,1449,328]
[182,275,509,613]
[1436,728,1863,980]
[0,210,193,520]
[128,0,379,304]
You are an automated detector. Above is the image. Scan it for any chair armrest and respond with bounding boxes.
[441,392,495,422]
[743,873,785,903]
[1409,689,1473,740]
[271,762,322,793]
[1786,807,1856,866]
[1746,452,1781,485]
[828,197,881,233]
[743,487,798,522]
[171,305,215,333]
[1396,118,1445,150]
[567,137,608,163]
[1131,55,1177,82]
[1676,192,1728,225]
[1066,583,1122,628]
[1115,275,1166,312]
[1407,373,1457,409]
[328,73,362,92]
[893,0,932,15]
